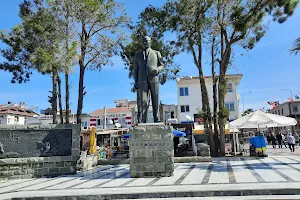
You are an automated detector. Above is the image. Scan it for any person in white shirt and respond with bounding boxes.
[288,133,296,152]
[281,133,287,148]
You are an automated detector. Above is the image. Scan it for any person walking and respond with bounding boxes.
[288,133,296,152]
[281,133,287,148]
[271,133,277,148]
[276,133,283,148]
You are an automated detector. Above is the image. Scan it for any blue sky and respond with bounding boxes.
[0,0,300,114]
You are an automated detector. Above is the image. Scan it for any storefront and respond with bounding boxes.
[90,107,134,129]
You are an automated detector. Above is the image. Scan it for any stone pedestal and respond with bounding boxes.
[129,123,174,178]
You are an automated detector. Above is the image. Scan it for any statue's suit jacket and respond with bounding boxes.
[134,48,163,85]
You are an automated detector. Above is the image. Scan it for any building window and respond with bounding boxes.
[82,121,88,127]
[293,106,298,113]
[165,111,171,120]
[97,119,101,126]
[227,83,233,92]
[121,117,126,125]
[179,87,189,96]
[171,111,175,118]
[180,105,190,113]
[225,102,235,111]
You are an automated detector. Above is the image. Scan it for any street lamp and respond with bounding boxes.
[242,91,252,112]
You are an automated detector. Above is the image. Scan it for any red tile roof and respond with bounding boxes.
[91,107,132,116]
[0,105,37,117]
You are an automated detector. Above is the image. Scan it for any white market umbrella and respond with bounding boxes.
[230,110,297,129]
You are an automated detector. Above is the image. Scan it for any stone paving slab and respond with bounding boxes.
[1,156,300,199]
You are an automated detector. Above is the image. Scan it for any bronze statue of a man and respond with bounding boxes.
[134,36,164,123]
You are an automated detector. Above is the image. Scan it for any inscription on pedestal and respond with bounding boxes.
[130,125,174,178]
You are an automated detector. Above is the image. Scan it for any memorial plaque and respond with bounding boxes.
[0,129,72,158]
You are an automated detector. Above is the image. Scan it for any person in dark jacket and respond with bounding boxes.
[276,133,283,148]
[267,134,271,145]
[271,133,277,148]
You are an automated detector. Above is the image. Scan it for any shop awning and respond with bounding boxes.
[96,128,128,137]
[193,124,240,135]
[230,110,297,128]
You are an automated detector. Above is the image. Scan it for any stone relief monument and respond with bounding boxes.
[130,36,174,178]
[0,129,72,158]
[0,125,80,179]
[134,36,164,123]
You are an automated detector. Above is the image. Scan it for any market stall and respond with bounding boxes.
[230,110,297,156]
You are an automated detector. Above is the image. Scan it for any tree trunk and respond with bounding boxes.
[64,2,70,124]
[77,21,87,125]
[196,35,215,157]
[199,70,215,157]
[218,75,225,156]
[218,45,231,156]
[52,71,58,124]
[65,71,70,124]
[211,36,220,157]
[217,3,227,156]
[57,75,64,124]
[77,63,85,125]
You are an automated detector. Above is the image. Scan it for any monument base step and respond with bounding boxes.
[97,156,212,165]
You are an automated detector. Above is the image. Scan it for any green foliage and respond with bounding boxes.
[0,25,33,83]
[0,0,72,82]
[198,108,210,120]
[217,0,299,52]
[242,108,255,116]
[218,106,230,124]
[71,0,130,70]
[290,37,300,55]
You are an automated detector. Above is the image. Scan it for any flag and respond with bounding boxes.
[295,95,299,99]
[260,107,265,112]
[267,101,273,105]
[288,97,294,103]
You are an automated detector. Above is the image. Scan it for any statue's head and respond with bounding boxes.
[143,36,151,49]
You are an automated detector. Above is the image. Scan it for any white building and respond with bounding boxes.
[176,74,243,123]
[268,99,300,133]
[0,103,37,125]
[159,103,178,123]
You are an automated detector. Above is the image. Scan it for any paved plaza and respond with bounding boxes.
[1,156,300,199]
[266,145,300,156]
